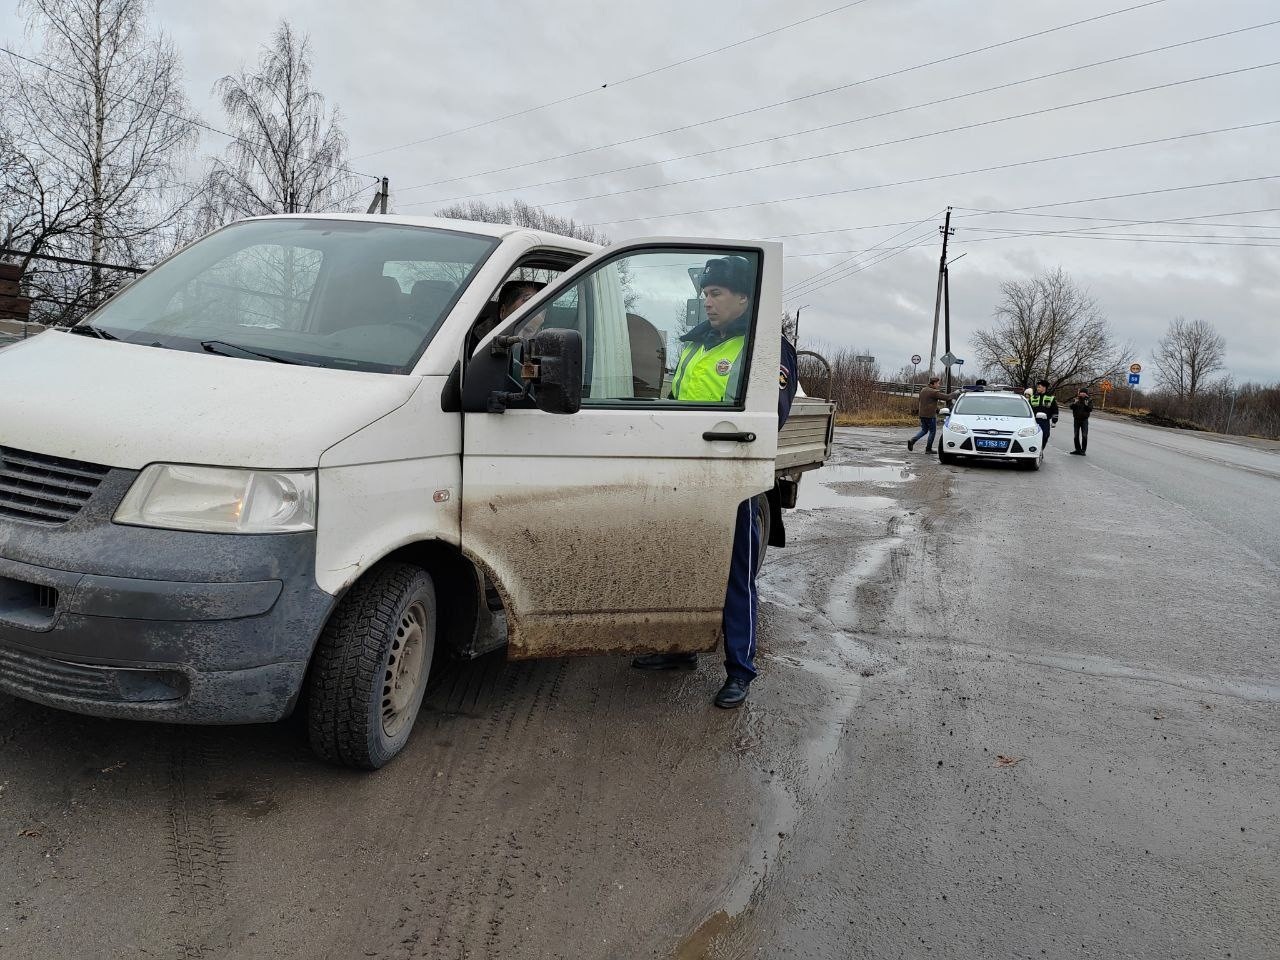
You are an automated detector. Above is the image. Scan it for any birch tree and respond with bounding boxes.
[203,22,357,223]
[3,0,196,311]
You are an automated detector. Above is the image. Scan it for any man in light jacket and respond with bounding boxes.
[907,376,960,453]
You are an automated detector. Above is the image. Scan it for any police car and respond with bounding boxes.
[937,390,1045,470]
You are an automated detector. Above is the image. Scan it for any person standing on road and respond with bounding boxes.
[1070,387,1093,456]
[907,376,959,453]
[1029,379,1059,447]
[632,256,799,710]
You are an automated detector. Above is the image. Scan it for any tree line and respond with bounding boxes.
[0,1,372,325]
[970,266,1275,439]
[1,2,612,329]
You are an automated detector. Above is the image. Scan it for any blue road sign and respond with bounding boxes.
[1128,373,1140,385]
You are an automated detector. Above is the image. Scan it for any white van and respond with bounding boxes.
[0,215,832,767]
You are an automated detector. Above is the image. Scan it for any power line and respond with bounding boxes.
[783,210,942,295]
[785,232,939,301]
[786,224,940,298]
[392,0,1170,198]
[524,61,1280,211]
[350,0,877,161]
[951,174,1280,217]
[401,17,1280,208]
[952,231,1280,249]
[0,45,383,184]
[961,227,1280,242]
[953,205,1280,229]
[585,120,1280,227]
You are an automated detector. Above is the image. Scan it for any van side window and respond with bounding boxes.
[512,249,760,405]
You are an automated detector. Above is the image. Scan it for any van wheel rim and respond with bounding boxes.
[382,601,428,738]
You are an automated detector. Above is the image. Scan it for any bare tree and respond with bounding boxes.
[1153,316,1225,404]
[973,267,1130,391]
[203,21,357,223]
[434,198,608,244]
[2,0,196,315]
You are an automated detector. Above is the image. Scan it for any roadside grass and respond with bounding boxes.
[835,395,917,428]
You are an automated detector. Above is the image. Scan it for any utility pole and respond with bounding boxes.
[367,177,390,215]
[927,207,954,376]
[943,263,952,393]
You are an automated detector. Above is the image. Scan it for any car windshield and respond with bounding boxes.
[953,395,1032,418]
[81,218,498,373]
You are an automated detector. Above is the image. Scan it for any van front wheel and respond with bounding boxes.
[306,563,436,770]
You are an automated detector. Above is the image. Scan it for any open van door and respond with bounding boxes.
[460,239,781,659]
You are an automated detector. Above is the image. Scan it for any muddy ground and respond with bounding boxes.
[2,422,1277,959]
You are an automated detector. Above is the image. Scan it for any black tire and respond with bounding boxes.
[938,448,955,465]
[753,493,771,577]
[306,563,436,770]
[1022,456,1041,471]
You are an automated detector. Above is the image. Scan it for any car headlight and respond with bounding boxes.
[947,422,969,435]
[115,465,316,533]
[1017,426,1040,437]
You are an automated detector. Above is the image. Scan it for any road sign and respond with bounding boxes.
[855,355,875,363]
[1129,363,1142,374]
[940,352,963,367]
[911,354,922,365]
[1128,373,1140,385]
[1099,380,1113,391]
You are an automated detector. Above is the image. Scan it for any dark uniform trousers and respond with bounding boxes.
[722,337,799,684]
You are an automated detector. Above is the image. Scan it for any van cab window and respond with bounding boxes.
[509,248,761,405]
[80,219,497,373]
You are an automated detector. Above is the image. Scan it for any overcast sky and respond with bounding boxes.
[5,0,1277,382]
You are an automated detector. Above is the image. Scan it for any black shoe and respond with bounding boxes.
[1069,449,1082,455]
[924,446,934,454]
[632,653,697,671]
[907,439,915,451]
[1080,450,1087,456]
[714,677,750,709]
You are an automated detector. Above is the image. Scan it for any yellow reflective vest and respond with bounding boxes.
[670,334,745,402]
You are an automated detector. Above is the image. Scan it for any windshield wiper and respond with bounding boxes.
[201,340,297,365]
[66,323,118,340]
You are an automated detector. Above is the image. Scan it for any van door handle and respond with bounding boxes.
[702,431,756,442]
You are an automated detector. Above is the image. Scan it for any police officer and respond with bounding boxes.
[1069,387,1093,455]
[632,256,798,709]
[1029,379,1059,447]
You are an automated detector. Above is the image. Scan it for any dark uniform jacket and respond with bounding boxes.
[1071,396,1093,420]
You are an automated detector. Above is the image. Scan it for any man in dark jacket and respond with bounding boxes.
[907,377,959,453]
[1029,379,1059,447]
[1069,388,1093,455]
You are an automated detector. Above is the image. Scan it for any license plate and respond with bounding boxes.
[975,438,1009,451]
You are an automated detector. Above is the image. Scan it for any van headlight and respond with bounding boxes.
[115,465,316,533]
[947,422,969,435]
[1016,426,1041,437]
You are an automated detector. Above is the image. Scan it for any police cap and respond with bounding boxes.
[699,256,753,296]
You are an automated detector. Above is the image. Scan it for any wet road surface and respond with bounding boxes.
[2,422,1277,958]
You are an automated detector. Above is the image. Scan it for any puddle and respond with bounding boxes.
[794,463,913,511]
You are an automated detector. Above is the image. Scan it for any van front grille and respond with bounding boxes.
[0,445,110,525]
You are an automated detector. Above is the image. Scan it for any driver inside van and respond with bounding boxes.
[669,256,753,402]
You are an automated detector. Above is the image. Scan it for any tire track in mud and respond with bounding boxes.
[165,729,233,960]
[325,655,569,960]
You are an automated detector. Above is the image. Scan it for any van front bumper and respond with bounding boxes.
[0,468,336,724]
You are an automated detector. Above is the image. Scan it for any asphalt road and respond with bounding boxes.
[1,420,1276,959]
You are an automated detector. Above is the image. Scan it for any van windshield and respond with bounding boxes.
[82,218,498,372]
[953,395,1033,418]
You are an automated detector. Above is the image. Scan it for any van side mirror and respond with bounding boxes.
[461,327,583,414]
[524,328,582,415]
[938,407,951,417]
